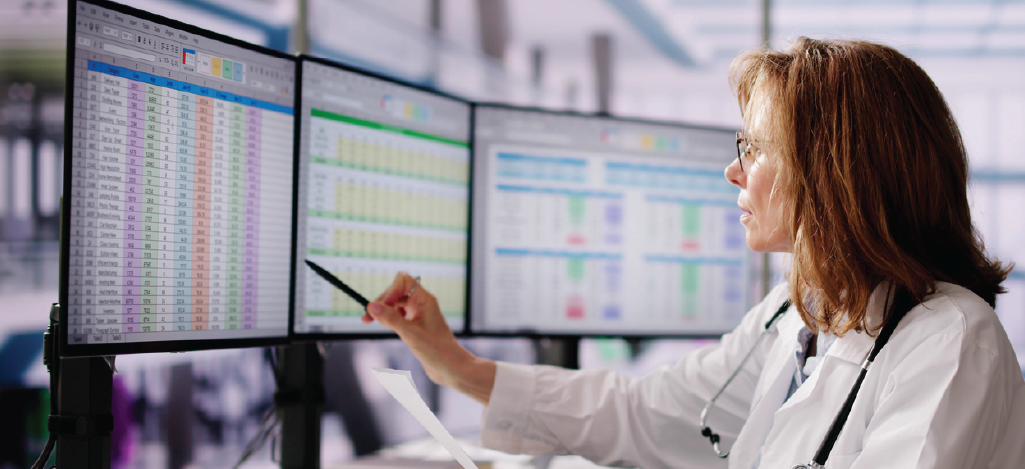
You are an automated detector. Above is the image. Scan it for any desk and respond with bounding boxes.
[325,437,614,469]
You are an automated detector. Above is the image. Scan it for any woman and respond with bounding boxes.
[362,38,1025,468]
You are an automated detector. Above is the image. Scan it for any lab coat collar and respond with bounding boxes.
[750,304,805,407]
[823,282,893,365]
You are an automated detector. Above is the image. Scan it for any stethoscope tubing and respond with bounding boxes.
[698,287,915,468]
[700,300,792,458]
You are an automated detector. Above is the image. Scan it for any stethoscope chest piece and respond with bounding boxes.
[791,463,825,469]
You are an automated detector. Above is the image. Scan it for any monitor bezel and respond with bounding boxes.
[289,54,475,341]
[60,0,298,357]
[466,102,749,340]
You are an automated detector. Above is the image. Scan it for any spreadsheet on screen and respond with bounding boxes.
[64,1,296,348]
[470,107,752,336]
[293,59,471,335]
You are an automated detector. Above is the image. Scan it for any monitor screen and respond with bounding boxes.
[292,57,471,336]
[61,0,297,355]
[470,106,751,336]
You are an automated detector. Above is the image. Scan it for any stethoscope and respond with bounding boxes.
[699,288,914,469]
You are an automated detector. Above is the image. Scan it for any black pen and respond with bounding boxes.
[304,259,370,308]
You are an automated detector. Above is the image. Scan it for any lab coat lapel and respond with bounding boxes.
[757,331,874,467]
[728,309,805,469]
[759,289,887,467]
[775,327,874,413]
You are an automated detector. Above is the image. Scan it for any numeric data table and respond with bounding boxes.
[65,57,294,345]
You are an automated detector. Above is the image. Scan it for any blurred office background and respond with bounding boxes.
[1,0,1024,467]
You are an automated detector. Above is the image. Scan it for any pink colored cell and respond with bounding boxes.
[566,296,585,319]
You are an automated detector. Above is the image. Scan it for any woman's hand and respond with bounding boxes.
[363,272,497,405]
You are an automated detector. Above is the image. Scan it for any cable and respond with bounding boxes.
[31,307,60,469]
[232,406,280,469]
[30,434,56,469]
[231,347,287,468]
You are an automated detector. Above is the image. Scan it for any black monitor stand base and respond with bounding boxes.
[276,342,325,469]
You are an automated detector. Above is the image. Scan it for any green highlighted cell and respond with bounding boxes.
[681,263,699,317]
[569,196,586,227]
[682,203,701,237]
[567,258,586,282]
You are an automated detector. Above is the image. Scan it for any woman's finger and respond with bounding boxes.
[392,297,420,321]
[381,272,418,306]
[366,301,408,332]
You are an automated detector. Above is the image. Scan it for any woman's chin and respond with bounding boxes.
[745,232,780,253]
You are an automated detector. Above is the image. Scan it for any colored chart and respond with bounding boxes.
[65,60,294,345]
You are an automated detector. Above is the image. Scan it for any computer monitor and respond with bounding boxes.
[470,105,751,336]
[292,56,472,337]
[60,0,297,356]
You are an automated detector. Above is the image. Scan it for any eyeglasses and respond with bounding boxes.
[735,131,764,172]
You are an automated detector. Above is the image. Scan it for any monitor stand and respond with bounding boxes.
[277,342,325,469]
[54,356,114,469]
[41,304,115,469]
[534,337,580,370]
[531,336,579,469]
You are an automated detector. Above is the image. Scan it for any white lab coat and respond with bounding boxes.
[480,282,1025,468]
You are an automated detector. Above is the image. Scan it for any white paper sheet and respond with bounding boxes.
[370,368,479,469]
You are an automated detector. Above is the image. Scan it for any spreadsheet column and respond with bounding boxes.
[124,75,144,333]
[159,83,182,331]
[194,94,214,331]
[255,107,294,330]
[177,86,199,330]
[141,80,161,330]
[243,105,261,329]
[93,68,126,341]
[227,99,246,329]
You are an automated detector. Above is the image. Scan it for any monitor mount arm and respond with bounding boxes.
[36,303,116,469]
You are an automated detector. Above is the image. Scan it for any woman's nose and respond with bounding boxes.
[725,158,745,188]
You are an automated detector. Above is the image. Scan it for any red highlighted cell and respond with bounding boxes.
[566,296,585,319]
